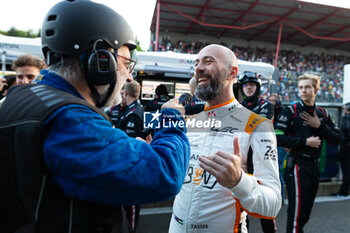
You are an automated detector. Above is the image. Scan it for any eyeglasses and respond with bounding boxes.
[117,54,136,73]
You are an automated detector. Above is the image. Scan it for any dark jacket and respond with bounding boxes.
[242,98,275,120]
[114,99,144,138]
[144,95,169,112]
[274,101,341,160]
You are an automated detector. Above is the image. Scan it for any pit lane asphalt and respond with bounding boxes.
[137,196,350,233]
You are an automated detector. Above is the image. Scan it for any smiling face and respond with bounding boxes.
[194,45,235,102]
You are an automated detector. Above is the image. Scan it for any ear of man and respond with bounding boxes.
[228,67,238,81]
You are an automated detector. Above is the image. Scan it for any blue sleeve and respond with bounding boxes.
[43,105,190,205]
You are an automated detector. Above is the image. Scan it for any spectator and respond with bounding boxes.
[12,54,47,85]
[144,84,169,112]
[169,44,281,233]
[0,1,190,232]
[153,38,350,103]
[332,102,350,200]
[274,74,341,233]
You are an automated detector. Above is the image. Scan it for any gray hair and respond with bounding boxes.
[48,56,113,106]
[48,56,84,82]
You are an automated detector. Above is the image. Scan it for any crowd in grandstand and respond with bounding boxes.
[151,37,350,103]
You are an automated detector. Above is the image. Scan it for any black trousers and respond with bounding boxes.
[286,160,319,233]
[338,153,350,195]
[260,218,276,233]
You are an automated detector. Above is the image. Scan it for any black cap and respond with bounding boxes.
[41,0,136,58]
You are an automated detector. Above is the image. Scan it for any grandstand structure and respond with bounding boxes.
[148,0,350,108]
[150,0,350,55]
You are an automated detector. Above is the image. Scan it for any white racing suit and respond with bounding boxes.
[169,98,281,233]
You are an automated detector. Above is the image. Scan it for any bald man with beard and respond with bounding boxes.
[169,44,281,233]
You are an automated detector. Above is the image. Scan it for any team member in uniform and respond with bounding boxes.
[144,84,169,112]
[238,71,277,233]
[169,44,281,233]
[238,71,275,120]
[332,102,350,199]
[109,81,143,138]
[274,74,341,233]
[107,88,128,126]
[0,1,190,232]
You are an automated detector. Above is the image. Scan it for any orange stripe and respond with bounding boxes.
[244,112,266,135]
[234,197,276,220]
[204,97,235,111]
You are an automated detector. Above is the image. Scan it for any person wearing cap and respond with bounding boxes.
[0,1,189,232]
[332,102,350,200]
[144,84,170,112]
[238,71,275,121]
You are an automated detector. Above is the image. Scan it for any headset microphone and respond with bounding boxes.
[178,93,193,106]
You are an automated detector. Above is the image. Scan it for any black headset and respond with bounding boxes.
[86,39,118,86]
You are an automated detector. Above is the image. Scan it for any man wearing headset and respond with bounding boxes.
[0,1,190,233]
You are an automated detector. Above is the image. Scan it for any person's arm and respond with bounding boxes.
[198,121,281,218]
[316,111,342,146]
[43,105,190,206]
[275,106,307,148]
[301,109,342,146]
[259,102,275,121]
[232,121,281,218]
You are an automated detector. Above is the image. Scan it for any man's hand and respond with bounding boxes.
[306,136,321,148]
[199,137,242,189]
[161,99,185,117]
[136,134,152,144]
[301,111,321,128]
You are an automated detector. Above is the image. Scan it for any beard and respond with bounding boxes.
[95,73,125,109]
[194,70,226,102]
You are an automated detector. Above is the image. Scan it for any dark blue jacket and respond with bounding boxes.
[38,70,190,205]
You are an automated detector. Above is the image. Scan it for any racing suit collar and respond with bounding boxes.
[300,100,316,114]
[204,97,235,111]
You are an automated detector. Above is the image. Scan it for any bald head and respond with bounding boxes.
[194,44,238,105]
[198,44,238,69]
